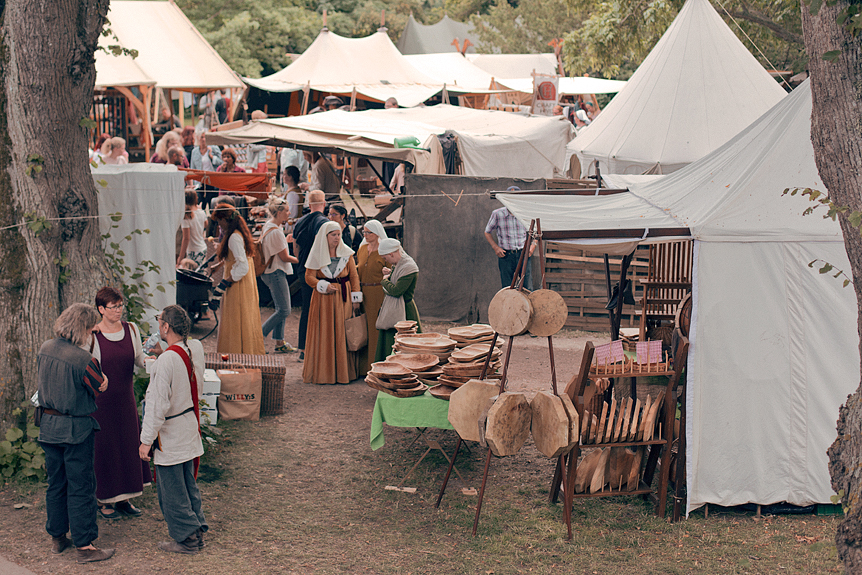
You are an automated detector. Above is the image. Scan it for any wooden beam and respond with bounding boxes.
[114,86,145,116]
[541,228,691,240]
[141,85,153,160]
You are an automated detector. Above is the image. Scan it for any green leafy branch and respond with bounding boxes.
[808,259,853,287]
[23,211,51,237]
[24,153,43,178]
[53,251,70,284]
[102,213,172,334]
[98,19,139,59]
[0,401,45,482]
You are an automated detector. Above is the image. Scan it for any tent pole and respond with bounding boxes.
[141,85,153,160]
[301,83,310,115]
[350,87,356,111]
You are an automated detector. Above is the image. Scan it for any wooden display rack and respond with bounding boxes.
[551,332,689,519]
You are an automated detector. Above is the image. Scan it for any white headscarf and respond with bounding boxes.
[305,221,353,270]
[361,219,387,247]
[378,238,402,256]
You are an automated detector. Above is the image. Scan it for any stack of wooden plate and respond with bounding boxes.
[393,333,458,363]
[365,361,428,397]
[394,320,418,335]
[437,344,503,389]
[385,353,444,384]
[447,324,505,348]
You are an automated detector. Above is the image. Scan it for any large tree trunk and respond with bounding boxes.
[0,0,110,427]
[802,2,862,572]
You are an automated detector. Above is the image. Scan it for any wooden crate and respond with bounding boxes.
[543,242,649,332]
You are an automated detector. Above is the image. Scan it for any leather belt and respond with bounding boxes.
[360,282,381,287]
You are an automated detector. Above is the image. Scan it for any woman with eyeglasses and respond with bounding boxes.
[89,286,153,520]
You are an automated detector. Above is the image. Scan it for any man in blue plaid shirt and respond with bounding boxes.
[484,189,535,289]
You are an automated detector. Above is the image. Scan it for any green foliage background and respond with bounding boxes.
[170,0,805,81]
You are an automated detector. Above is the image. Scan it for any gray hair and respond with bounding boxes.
[53,303,101,346]
[267,196,288,218]
[160,305,195,377]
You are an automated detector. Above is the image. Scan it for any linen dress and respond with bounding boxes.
[217,232,265,355]
[302,258,361,384]
[92,322,152,503]
[374,271,421,362]
[356,244,386,376]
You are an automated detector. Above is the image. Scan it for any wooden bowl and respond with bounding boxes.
[429,385,457,400]
[369,361,411,377]
[385,353,440,372]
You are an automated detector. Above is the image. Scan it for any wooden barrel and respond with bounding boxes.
[488,288,532,336]
[526,289,568,337]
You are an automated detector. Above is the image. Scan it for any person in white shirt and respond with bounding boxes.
[139,305,207,554]
[178,190,207,268]
[260,197,299,353]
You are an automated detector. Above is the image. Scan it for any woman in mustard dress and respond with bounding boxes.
[210,204,265,355]
[302,221,362,384]
[355,219,387,376]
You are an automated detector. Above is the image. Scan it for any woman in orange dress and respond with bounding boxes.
[210,204,265,355]
[355,219,387,376]
[302,221,361,384]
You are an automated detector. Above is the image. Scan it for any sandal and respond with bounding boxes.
[98,504,120,519]
[114,500,142,516]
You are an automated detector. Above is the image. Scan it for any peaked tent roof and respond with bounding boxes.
[244,28,448,107]
[569,0,786,176]
[466,53,558,79]
[396,14,479,55]
[499,81,859,512]
[95,1,244,91]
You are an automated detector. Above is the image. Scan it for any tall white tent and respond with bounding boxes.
[245,28,446,108]
[499,81,858,513]
[569,0,786,177]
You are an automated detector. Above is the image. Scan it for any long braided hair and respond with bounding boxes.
[160,304,194,377]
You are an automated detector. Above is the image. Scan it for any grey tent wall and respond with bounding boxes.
[402,174,546,323]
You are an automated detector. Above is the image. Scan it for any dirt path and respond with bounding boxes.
[0,312,841,574]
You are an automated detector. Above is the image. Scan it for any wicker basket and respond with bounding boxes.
[205,352,286,416]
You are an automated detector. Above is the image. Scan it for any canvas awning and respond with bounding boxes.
[95,1,244,92]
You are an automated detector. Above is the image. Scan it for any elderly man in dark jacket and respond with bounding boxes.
[37,303,114,563]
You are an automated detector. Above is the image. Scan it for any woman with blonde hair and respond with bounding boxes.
[303,221,361,384]
[260,197,299,352]
[100,137,128,165]
[209,204,265,355]
[150,131,182,163]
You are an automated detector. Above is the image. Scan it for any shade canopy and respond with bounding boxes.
[569,0,786,176]
[466,53,559,79]
[245,28,452,107]
[207,104,575,178]
[499,81,858,514]
[95,1,244,92]
[396,14,478,55]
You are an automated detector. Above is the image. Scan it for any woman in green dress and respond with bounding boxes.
[374,238,421,361]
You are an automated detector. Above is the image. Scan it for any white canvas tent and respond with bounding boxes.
[499,81,859,513]
[466,53,559,79]
[245,28,459,108]
[207,105,575,178]
[569,0,787,177]
[403,53,499,92]
[396,14,478,55]
[95,1,244,92]
[91,164,186,330]
[500,76,627,96]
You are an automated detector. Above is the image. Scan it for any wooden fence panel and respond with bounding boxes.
[543,242,649,331]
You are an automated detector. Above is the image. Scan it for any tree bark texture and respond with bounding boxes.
[802,1,862,572]
[0,0,110,427]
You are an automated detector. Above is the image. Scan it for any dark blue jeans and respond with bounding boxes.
[42,434,98,547]
[498,249,533,290]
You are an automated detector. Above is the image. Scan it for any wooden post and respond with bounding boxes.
[141,84,153,160]
[301,82,310,115]
[350,87,356,111]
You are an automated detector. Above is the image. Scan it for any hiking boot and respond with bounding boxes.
[76,547,115,563]
[51,535,72,554]
[158,535,199,555]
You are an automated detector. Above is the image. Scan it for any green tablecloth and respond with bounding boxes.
[370,390,453,451]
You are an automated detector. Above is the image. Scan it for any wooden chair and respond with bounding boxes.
[638,241,693,341]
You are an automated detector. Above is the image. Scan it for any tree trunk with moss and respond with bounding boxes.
[801,1,862,572]
[0,0,110,427]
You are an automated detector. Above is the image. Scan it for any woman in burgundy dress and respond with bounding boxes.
[91,287,152,518]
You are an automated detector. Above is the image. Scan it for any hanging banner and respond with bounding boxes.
[531,74,559,116]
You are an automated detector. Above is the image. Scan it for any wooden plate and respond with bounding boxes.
[488,288,532,336]
[428,385,457,400]
[365,373,418,390]
[385,353,440,372]
[370,361,411,377]
[365,376,428,398]
[526,289,568,337]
